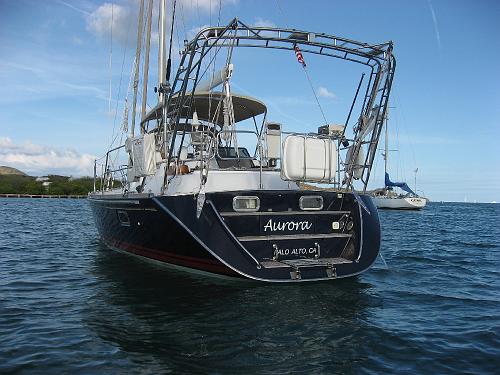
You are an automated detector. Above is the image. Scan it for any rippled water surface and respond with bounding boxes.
[1,198,499,374]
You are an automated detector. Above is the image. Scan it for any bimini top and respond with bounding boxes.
[142,91,267,126]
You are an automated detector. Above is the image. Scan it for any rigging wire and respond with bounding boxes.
[217,0,222,26]
[274,1,329,125]
[302,66,328,125]
[107,0,134,151]
[140,0,154,123]
[392,105,403,181]
[393,93,418,171]
[177,0,188,43]
[109,1,145,149]
[207,0,224,127]
[274,0,289,29]
[130,0,146,136]
[196,0,201,26]
[108,2,114,116]
[107,24,132,150]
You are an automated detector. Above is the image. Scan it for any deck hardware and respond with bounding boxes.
[272,244,279,260]
[290,268,301,280]
[346,221,354,231]
[332,221,340,230]
[326,265,337,278]
[314,242,321,258]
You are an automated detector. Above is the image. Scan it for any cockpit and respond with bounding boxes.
[140,89,271,174]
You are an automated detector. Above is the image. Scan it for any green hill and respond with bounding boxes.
[0,166,27,176]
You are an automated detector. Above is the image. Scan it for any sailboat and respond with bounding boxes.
[88,0,396,282]
[371,112,427,210]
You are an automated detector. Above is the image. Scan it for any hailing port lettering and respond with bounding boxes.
[274,246,318,257]
[263,219,312,232]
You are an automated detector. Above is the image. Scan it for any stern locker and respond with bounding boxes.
[282,135,337,182]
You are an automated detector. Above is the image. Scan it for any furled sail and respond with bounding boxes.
[358,105,380,140]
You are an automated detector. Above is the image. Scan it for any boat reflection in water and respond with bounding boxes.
[85,244,377,373]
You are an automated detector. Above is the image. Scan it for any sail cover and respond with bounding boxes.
[385,172,416,195]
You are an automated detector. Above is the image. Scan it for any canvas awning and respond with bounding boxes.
[141,91,266,126]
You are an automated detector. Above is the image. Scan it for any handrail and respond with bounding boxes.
[184,20,395,191]
[189,19,392,68]
[93,143,128,193]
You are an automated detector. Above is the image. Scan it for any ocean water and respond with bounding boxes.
[0,198,499,374]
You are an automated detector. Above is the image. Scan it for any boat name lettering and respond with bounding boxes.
[263,219,313,232]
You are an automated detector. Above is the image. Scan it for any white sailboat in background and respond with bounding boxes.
[371,111,427,210]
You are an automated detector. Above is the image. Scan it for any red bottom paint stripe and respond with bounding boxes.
[102,235,239,276]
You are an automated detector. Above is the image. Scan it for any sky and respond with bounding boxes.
[0,0,499,202]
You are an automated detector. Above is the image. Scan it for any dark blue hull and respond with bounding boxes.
[88,190,380,282]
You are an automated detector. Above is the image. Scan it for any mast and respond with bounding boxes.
[414,168,418,194]
[158,0,167,104]
[140,0,154,130]
[384,108,389,185]
[130,0,145,137]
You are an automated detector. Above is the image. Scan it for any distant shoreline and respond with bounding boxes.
[0,194,87,199]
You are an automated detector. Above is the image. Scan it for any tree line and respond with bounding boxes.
[0,175,99,195]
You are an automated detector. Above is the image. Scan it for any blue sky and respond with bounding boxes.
[0,0,499,202]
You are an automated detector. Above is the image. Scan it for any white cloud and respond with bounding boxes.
[179,0,238,13]
[187,24,211,39]
[86,2,136,45]
[317,86,336,99]
[72,36,84,46]
[0,137,95,176]
[253,17,276,28]
[85,0,238,45]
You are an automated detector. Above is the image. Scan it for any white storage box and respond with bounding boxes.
[282,135,337,182]
[265,122,282,159]
[126,133,157,180]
